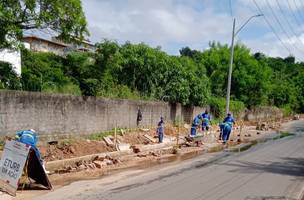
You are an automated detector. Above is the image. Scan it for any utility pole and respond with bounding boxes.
[225,14,263,115]
[225,18,236,115]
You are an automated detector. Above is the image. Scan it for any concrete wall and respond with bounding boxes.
[244,106,283,121]
[0,90,284,138]
[0,49,21,76]
[0,91,171,136]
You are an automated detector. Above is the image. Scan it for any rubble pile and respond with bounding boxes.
[256,121,281,131]
[256,122,269,131]
[55,155,121,174]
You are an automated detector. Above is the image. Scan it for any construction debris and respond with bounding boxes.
[256,122,269,131]
[103,136,114,146]
[140,128,150,132]
[143,134,157,143]
[131,145,141,153]
[293,114,300,120]
[117,143,130,151]
[55,155,121,174]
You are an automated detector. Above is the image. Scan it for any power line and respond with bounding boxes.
[264,0,294,44]
[264,0,304,55]
[293,0,304,21]
[252,0,292,54]
[275,0,304,51]
[287,0,302,28]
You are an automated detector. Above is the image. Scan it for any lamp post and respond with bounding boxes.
[225,14,263,115]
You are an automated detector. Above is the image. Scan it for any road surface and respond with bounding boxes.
[35,120,304,200]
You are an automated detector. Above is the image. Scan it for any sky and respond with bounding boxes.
[82,0,304,60]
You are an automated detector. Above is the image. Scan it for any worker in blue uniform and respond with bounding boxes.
[221,113,235,144]
[15,129,43,164]
[157,117,165,143]
[191,114,202,136]
[201,110,211,132]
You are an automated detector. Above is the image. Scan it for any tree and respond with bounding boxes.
[293,71,304,112]
[0,61,21,89]
[0,0,88,48]
[21,49,81,95]
[179,47,200,58]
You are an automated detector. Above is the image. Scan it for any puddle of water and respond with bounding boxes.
[230,132,296,153]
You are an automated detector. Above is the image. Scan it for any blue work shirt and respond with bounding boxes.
[223,116,235,126]
[192,115,201,127]
[201,113,211,126]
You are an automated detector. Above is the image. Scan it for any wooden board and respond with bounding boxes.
[103,136,114,146]
[143,134,157,143]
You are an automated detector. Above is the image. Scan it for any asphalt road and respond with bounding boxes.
[35,120,304,200]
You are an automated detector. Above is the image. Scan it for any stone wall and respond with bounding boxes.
[0,91,171,136]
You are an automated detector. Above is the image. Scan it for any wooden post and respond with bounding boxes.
[114,125,118,151]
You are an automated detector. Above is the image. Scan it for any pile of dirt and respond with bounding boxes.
[37,124,194,162]
[122,132,151,145]
[40,140,115,162]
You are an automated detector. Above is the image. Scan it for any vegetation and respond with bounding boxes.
[1,0,302,117]
[0,61,21,89]
[0,0,88,49]
[1,39,303,114]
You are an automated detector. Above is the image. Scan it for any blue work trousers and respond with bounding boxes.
[191,126,197,136]
[222,125,232,142]
[158,132,164,143]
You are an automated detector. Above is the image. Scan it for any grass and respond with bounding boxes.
[86,130,115,141]
[86,127,131,141]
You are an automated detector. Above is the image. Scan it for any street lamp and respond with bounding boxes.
[225,14,263,115]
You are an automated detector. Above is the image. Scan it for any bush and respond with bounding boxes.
[209,96,245,119]
[0,61,21,90]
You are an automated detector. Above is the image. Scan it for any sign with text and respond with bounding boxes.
[0,140,30,196]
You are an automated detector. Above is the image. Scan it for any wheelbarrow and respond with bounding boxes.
[185,134,204,147]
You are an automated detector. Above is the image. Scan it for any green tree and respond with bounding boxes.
[0,0,88,48]
[294,71,304,112]
[0,61,21,89]
[21,50,81,95]
[64,52,97,96]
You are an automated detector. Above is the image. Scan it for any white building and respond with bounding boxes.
[0,36,95,76]
[0,49,21,76]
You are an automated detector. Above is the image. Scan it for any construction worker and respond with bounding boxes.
[136,107,142,127]
[190,114,202,136]
[15,129,42,163]
[157,117,165,143]
[221,113,235,144]
[201,110,211,132]
[15,129,49,173]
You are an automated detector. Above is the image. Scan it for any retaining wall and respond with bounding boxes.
[0,90,283,138]
[0,91,171,136]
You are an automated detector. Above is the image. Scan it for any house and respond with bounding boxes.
[23,36,69,56]
[0,35,95,75]
[23,36,96,56]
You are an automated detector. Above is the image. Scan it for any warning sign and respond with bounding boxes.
[0,140,30,196]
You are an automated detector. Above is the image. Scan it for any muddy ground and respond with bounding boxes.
[38,124,187,162]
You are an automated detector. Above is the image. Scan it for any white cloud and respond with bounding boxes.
[82,0,304,60]
[82,0,234,53]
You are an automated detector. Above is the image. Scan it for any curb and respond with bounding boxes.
[46,141,177,171]
[48,147,206,186]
